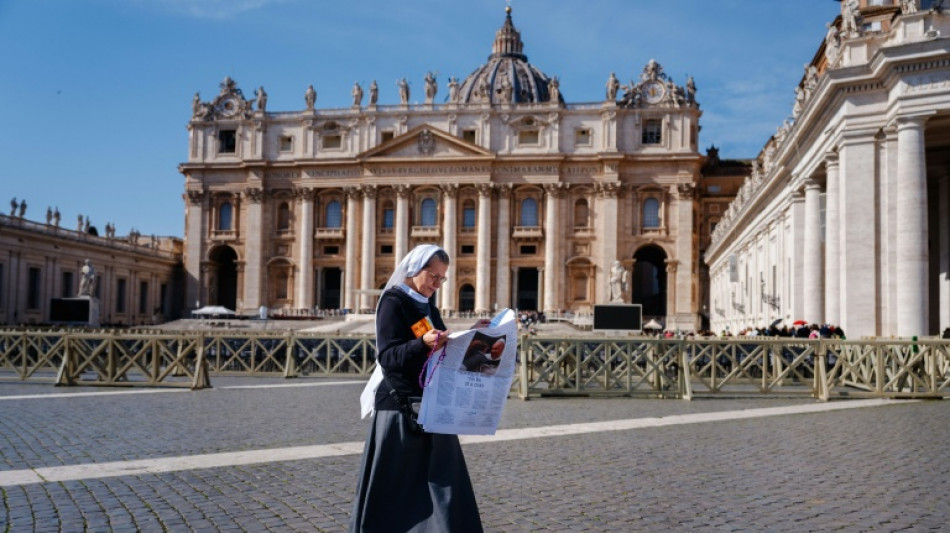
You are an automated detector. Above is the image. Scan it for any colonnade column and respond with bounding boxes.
[359,185,377,312]
[295,188,314,310]
[440,186,457,312]
[343,187,360,312]
[475,184,492,313]
[896,115,930,336]
[823,153,840,326]
[394,185,410,268]
[543,184,562,314]
[242,186,265,312]
[495,185,512,310]
[803,178,823,325]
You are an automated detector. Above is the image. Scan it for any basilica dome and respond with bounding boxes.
[454,7,561,105]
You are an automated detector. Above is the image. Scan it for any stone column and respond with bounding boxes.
[823,153,840,326]
[896,115,930,336]
[789,190,806,323]
[476,183,493,313]
[295,188,314,309]
[495,185,512,309]
[940,174,950,330]
[838,130,878,337]
[394,185,410,268]
[242,187,265,311]
[440,185,457,312]
[343,188,360,312]
[674,184,696,329]
[596,183,619,304]
[360,186,377,312]
[543,184,562,313]
[184,189,206,312]
[803,178,823,325]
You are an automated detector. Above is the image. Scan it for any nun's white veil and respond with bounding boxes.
[360,244,446,418]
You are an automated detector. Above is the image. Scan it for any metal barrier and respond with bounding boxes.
[3,330,948,399]
[519,337,950,401]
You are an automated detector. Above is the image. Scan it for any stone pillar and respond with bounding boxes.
[596,183,619,304]
[184,190,206,312]
[803,178,823,325]
[439,185,457,312]
[838,131,878,337]
[896,115,930,336]
[789,190,806,323]
[395,185,410,268]
[360,186,377,312]
[537,266,545,312]
[242,187,265,311]
[823,153,840,326]
[543,184,562,314]
[295,188,314,309]
[940,174,950,330]
[673,184,696,329]
[495,185,512,310]
[476,184,492,313]
[343,188,360,312]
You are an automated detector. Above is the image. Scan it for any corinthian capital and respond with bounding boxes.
[244,187,265,203]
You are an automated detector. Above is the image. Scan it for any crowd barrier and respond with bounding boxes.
[2,330,947,400]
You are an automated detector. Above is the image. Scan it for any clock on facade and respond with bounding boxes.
[642,81,665,104]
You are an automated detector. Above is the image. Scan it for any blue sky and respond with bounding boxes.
[0,0,840,238]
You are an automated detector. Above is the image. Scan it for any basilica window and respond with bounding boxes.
[381,201,394,231]
[462,200,476,229]
[643,198,661,228]
[322,134,342,150]
[61,271,74,299]
[116,278,127,314]
[218,130,236,153]
[277,202,292,232]
[462,129,477,144]
[139,281,149,315]
[520,198,539,226]
[325,201,342,228]
[420,198,438,226]
[27,267,41,310]
[574,128,592,147]
[573,273,589,301]
[218,202,233,231]
[275,270,289,300]
[279,136,293,153]
[642,119,662,145]
[518,129,540,146]
[573,199,589,228]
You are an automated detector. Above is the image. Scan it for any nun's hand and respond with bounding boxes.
[471,318,491,329]
[423,329,449,351]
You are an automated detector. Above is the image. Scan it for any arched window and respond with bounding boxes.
[381,200,394,230]
[277,202,291,231]
[573,199,589,227]
[573,273,588,301]
[643,198,660,228]
[462,200,476,229]
[421,198,437,226]
[520,198,539,226]
[325,201,342,228]
[218,202,232,231]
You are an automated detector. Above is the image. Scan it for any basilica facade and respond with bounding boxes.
[706,1,950,337]
[180,8,705,330]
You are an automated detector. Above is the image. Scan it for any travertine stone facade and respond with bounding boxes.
[706,1,950,337]
[180,8,704,330]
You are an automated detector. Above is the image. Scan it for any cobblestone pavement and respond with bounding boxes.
[1,377,948,532]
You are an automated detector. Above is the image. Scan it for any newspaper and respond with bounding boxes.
[416,308,517,435]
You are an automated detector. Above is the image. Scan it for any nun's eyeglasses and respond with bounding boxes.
[423,270,448,284]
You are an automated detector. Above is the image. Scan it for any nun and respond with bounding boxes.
[350,244,485,532]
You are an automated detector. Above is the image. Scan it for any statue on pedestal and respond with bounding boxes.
[78,259,97,297]
[609,260,628,303]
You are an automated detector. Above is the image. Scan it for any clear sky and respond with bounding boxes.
[0,0,840,238]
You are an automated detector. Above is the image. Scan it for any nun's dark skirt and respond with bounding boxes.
[349,410,483,533]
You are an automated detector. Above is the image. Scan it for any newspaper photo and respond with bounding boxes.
[416,308,517,435]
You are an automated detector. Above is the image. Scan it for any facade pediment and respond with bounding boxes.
[358,125,494,160]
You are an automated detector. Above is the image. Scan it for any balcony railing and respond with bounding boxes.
[315,228,344,239]
[512,226,543,239]
[411,225,440,238]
